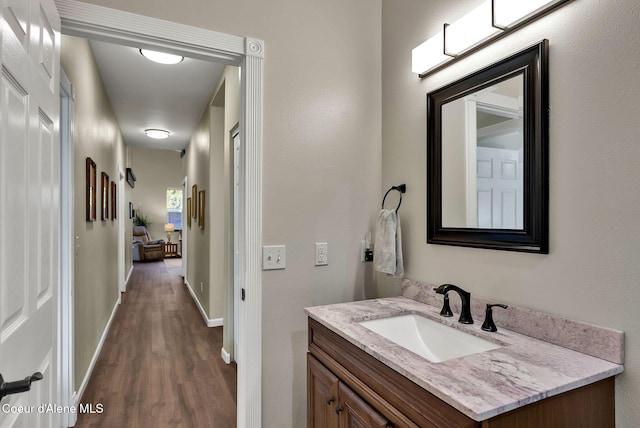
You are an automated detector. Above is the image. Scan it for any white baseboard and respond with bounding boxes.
[124,264,134,291]
[74,297,120,408]
[221,347,232,364]
[184,279,223,327]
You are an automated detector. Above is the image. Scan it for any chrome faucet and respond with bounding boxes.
[434,284,473,324]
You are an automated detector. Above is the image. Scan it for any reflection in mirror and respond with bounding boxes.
[442,74,524,229]
[427,40,548,253]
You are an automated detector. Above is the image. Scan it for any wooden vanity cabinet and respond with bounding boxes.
[307,318,615,428]
[308,353,390,428]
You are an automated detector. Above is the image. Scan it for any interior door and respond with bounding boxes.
[476,146,523,229]
[0,0,61,425]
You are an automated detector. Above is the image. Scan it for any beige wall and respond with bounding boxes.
[130,147,184,240]
[212,66,240,338]
[181,65,239,325]
[441,98,467,226]
[382,0,640,425]
[76,1,382,426]
[60,35,127,391]
[184,106,211,315]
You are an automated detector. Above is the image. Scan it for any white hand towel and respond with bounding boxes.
[373,209,404,277]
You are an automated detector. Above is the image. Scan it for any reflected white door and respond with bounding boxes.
[0,0,60,426]
[476,146,523,229]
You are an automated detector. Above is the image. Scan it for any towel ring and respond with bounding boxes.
[382,184,407,213]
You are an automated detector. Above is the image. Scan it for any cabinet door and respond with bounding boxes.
[308,354,340,427]
[337,382,390,428]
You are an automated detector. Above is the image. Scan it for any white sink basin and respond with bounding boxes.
[359,314,501,363]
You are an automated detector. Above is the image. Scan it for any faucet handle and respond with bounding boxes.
[440,294,453,317]
[481,304,508,332]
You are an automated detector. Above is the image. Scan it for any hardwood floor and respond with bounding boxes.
[75,260,237,427]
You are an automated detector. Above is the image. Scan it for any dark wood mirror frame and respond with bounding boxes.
[427,40,549,253]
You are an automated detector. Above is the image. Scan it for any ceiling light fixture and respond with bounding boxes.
[139,49,184,65]
[145,129,170,139]
[412,0,572,77]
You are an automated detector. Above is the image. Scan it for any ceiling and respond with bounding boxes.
[89,39,225,151]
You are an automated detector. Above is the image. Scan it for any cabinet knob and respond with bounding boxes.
[335,405,343,414]
[326,397,334,405]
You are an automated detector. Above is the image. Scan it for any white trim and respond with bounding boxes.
[181,177,188,279]
[184,279,223,327]
[54,0,245,64]
[73,298,120,408]
[118,166,126,292]
[58,68,76,428]
[55,3,264,425]
[125,264,134,287]
[238,47,263,428]
[221,347,232,365]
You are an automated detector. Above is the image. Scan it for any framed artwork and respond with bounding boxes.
[111,181,117,220]
[198,190,205,230]
[187,197,192,228]
[86,157,96,222]
[129,202,134,219]
[126,167,136,188]
[101,172,109,221]
[191,184,197,218]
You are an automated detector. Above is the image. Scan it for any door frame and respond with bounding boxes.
[117,166,126,293]
[232,124,243,362]
[54,1,264,426]
[59,68,76,428]
[181,176,188,279]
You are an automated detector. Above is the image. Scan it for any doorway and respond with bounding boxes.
[56,0,264,425]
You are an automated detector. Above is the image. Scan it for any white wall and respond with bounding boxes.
[382,0,640,425]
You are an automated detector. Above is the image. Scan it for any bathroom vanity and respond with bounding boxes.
[305,281,624,427]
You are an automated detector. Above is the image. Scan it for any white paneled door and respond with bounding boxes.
[0,0,61,426]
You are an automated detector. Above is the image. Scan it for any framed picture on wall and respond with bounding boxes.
[101,172,109,221]
[187,197,192,228]
[86,157,96,222]
[111,181,117,220]
[192,184,197,218]
[198,190,205,230]
[126,167,136,188]
[129,202,134,219]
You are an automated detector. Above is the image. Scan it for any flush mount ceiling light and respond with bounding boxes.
[412,0,572,77]
[139,49,184,65]
[145,129,170,139]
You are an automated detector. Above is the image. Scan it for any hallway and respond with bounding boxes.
[76,260,237,427]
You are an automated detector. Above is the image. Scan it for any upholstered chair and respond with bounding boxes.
[132,225,165,261]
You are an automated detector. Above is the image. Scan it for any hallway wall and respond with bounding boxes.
[209,66,240,359]
[74,0,383,425]
[183,103,212,316]
[129,147,183,240]
[381,0,640,425]
[60,35,127,391]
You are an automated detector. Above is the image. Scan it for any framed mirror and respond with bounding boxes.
[427,40,548,253]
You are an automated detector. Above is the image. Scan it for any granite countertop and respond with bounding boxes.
[305,296,624,421]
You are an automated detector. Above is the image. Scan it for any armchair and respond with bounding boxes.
[132,225,165,261]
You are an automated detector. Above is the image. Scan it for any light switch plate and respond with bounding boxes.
[263,245,286,270]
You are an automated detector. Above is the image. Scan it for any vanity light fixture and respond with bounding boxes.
[412,0,572,77]
[144,129,170,139]
[139,49,184,65]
